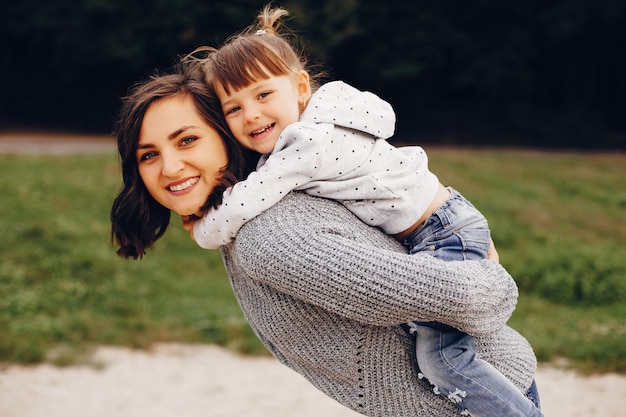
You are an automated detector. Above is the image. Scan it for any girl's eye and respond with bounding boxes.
[225,106,240,116]
[258,91,271,100]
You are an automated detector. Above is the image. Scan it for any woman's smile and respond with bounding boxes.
[167,176,200,193]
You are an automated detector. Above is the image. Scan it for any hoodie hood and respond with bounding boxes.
[299,81,396,140]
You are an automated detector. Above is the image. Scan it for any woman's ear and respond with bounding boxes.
[297,70,312,111]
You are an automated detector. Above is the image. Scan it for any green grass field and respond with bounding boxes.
[1,147,624,373]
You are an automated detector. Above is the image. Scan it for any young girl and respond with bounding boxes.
[185,6,542,417]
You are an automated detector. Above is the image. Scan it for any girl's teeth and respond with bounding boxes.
[169,177,198,191]
[252,124,272,136]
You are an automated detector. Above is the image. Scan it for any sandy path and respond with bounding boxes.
[0,343,623,417]
[0,132,116,155]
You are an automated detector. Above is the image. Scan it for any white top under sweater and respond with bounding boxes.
[221,192,537,417]
[195,81,440,249]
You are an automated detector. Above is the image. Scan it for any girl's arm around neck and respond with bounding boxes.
[193,123,331,249]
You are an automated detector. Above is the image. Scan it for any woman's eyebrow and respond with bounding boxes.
[137,125,199,150]
[168,125,197,140]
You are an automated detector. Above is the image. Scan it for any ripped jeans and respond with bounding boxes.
[404,188,543,416]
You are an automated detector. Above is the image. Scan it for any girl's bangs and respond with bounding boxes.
[213,41,294,94]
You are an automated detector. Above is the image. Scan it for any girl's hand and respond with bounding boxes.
[181,215,200,241]
[487,238,499,263]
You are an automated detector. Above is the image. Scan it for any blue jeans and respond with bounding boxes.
[404,187,490,260]
[404,188,543,416]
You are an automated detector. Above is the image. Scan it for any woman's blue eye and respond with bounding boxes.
[139,151,158,161]
[181,136,197,146]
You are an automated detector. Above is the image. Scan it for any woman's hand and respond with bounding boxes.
[487,238,499,263]
[181,215,200,241]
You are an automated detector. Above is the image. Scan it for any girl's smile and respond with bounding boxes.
[249,123,276,140]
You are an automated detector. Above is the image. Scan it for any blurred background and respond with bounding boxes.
[1,0,625,149]
[1,0,625,374]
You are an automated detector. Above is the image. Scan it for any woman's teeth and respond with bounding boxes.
[169,177,199,192]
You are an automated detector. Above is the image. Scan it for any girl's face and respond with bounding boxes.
[217,70,311,155]
[137,94,229,216]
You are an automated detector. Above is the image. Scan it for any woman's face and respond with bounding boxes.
[136,94,229,216]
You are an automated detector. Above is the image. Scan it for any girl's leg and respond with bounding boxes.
[405,188,491,262]
[407,189,542,415]
[412,323,543,417]
[525,379,542,409]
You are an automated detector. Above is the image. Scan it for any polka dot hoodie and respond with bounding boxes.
[194,81,440,249]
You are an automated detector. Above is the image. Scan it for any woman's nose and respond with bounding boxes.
[161,153,185,176]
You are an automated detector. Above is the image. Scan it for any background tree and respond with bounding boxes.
[0,0,623,148]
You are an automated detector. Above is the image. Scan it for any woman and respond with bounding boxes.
[110,63,258,259]
[110,61,540,417]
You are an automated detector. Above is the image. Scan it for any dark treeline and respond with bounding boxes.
[1,0,624,149]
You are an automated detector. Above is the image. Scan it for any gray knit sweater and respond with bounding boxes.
[221,192,536,417]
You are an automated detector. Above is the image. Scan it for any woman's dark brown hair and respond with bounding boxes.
[110,62,257,259]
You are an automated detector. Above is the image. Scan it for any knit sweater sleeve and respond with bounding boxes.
[230,192,518,337]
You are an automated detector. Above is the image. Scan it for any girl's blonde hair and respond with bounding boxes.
[197,5,320,94]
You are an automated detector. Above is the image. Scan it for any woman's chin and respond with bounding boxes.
[169,207,198,217]
[168,201,205,217]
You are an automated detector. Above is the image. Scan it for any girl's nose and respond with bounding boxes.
[244,105,261,123]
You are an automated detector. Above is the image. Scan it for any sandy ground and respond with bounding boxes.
[1,133,624,416]
[0,343,624,417]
